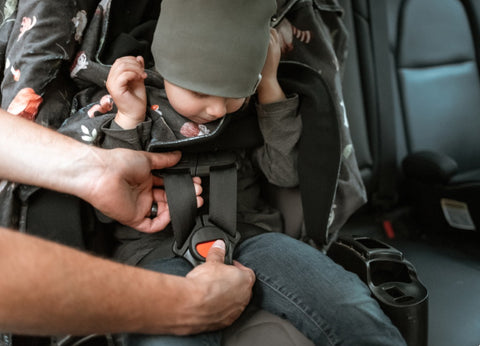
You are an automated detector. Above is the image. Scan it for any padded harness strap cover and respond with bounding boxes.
[278,62,341,248]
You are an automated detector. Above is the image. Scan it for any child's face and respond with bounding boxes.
[164,80,247,124]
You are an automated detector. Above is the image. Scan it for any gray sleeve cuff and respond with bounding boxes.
[101,117,152,150]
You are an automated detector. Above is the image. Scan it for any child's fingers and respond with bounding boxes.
[116,70,145,86]
[194,181,203,197]
[136,55,145,69]
[193,178,203,207]
[196,196,204,208]
[112,57,147,79]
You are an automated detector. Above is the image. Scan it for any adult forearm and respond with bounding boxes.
[0,227,191,335]
[0,109,95,197]
[0,229,254,336]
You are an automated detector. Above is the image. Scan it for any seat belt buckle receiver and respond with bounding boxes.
[172,216,241,267]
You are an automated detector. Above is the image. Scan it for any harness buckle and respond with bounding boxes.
[155,152,240,267]
[172,215,241,266]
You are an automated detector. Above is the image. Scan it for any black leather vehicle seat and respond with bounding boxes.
[396,0,480,232]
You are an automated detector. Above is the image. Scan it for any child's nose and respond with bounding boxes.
[206,97,228,119]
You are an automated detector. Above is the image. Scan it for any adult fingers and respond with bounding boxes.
[152,175,164,187]
[152,188,168,204]
[233,260,256,284]
[152,185,202,208]
[205,240,226,264]
[149,207,172,232]
[135,206,171,234]
[147,151,181,170]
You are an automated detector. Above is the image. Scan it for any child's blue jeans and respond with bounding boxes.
[122,232,407,346]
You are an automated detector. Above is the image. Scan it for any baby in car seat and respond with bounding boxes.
[72,0,408,344]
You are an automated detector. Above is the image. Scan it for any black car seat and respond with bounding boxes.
[389,0,480,233]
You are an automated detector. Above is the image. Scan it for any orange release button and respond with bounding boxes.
[196,240,217,259]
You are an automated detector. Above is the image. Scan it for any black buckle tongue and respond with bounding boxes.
[173,216,241,267]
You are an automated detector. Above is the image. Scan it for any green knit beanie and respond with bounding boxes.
[152,0,276,98]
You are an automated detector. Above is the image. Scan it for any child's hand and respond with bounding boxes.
[106,56,148,129]
[257,29,286,104]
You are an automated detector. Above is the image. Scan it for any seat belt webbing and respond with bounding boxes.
[368,0,398,210]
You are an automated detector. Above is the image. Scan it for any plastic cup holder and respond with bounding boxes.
[369,260,412,286]
[384,286,413,302]
[327,236,429,345]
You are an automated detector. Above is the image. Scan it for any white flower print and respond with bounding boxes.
[80,125,97,143]
[72,10,87,42]
[71,52,89,78]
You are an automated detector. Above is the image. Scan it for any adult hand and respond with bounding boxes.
[83,149,203,233]
[176,240,255,334]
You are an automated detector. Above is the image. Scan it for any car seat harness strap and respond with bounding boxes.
[163,173,197,245]
[159,152,241,266]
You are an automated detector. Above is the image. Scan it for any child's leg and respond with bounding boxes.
[234,232,407,346]
[123,331,221,346]
[118,257,222,346]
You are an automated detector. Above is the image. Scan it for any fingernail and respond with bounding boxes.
[212,239,225,251]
